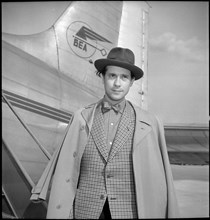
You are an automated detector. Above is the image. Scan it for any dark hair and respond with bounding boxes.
[95,66,135,79]
[95,67,107,78]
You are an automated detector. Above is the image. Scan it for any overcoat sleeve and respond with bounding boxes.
[155,116,180,217]
[46,109,89,218]
[132,105,180,218]
[30,118,73,202]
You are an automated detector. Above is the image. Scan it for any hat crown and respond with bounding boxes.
[107,47,135,65]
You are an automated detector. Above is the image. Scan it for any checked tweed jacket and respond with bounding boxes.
[74,101,138,219]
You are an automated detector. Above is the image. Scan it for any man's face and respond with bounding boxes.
[102,65,135,103]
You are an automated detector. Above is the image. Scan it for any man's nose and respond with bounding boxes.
[114,77,121,86]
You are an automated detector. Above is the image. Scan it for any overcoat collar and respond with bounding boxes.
[131,103,153,149]
[81,99,153,151]
[81,100,102,134]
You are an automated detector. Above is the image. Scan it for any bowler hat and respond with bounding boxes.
[94,47,144,80]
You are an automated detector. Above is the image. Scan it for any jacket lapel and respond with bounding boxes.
[90,110,108,161]
[81,100,108,161]
[108,102,134,162]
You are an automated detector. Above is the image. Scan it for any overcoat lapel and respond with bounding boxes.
[81,103,98,135]
[132,104,152,150]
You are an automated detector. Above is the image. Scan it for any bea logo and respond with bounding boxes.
[67,21,112,58]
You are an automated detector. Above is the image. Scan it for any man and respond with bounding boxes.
[32,47,179,219]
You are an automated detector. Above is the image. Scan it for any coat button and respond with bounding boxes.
[73,152,77,157]
[100,195,105,200]
[80,125,85,130]
[66,178,70,183]
[56,204,61,209]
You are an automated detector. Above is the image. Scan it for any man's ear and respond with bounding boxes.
[102,75,105,85]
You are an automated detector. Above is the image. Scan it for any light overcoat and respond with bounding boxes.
[31,100,179,218]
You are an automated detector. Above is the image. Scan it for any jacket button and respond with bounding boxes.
[107,174,113,178]
[100,195,105,200]
[73,152,77,157]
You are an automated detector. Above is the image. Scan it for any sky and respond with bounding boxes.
[1,1,209,127]
[147,1,209,126]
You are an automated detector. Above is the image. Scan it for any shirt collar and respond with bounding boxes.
[101,96,126,114]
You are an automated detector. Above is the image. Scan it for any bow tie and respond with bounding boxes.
[101,101,121,114]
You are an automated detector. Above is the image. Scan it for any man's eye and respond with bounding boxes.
[122,75,129,79]
[110,74,116,78]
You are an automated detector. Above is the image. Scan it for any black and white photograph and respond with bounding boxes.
[2,1,209,219]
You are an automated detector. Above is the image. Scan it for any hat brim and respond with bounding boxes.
[94,59,144,80]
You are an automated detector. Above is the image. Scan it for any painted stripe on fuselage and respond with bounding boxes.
[2,90,73,123]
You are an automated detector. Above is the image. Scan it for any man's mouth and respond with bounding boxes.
[112,89,123,93]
